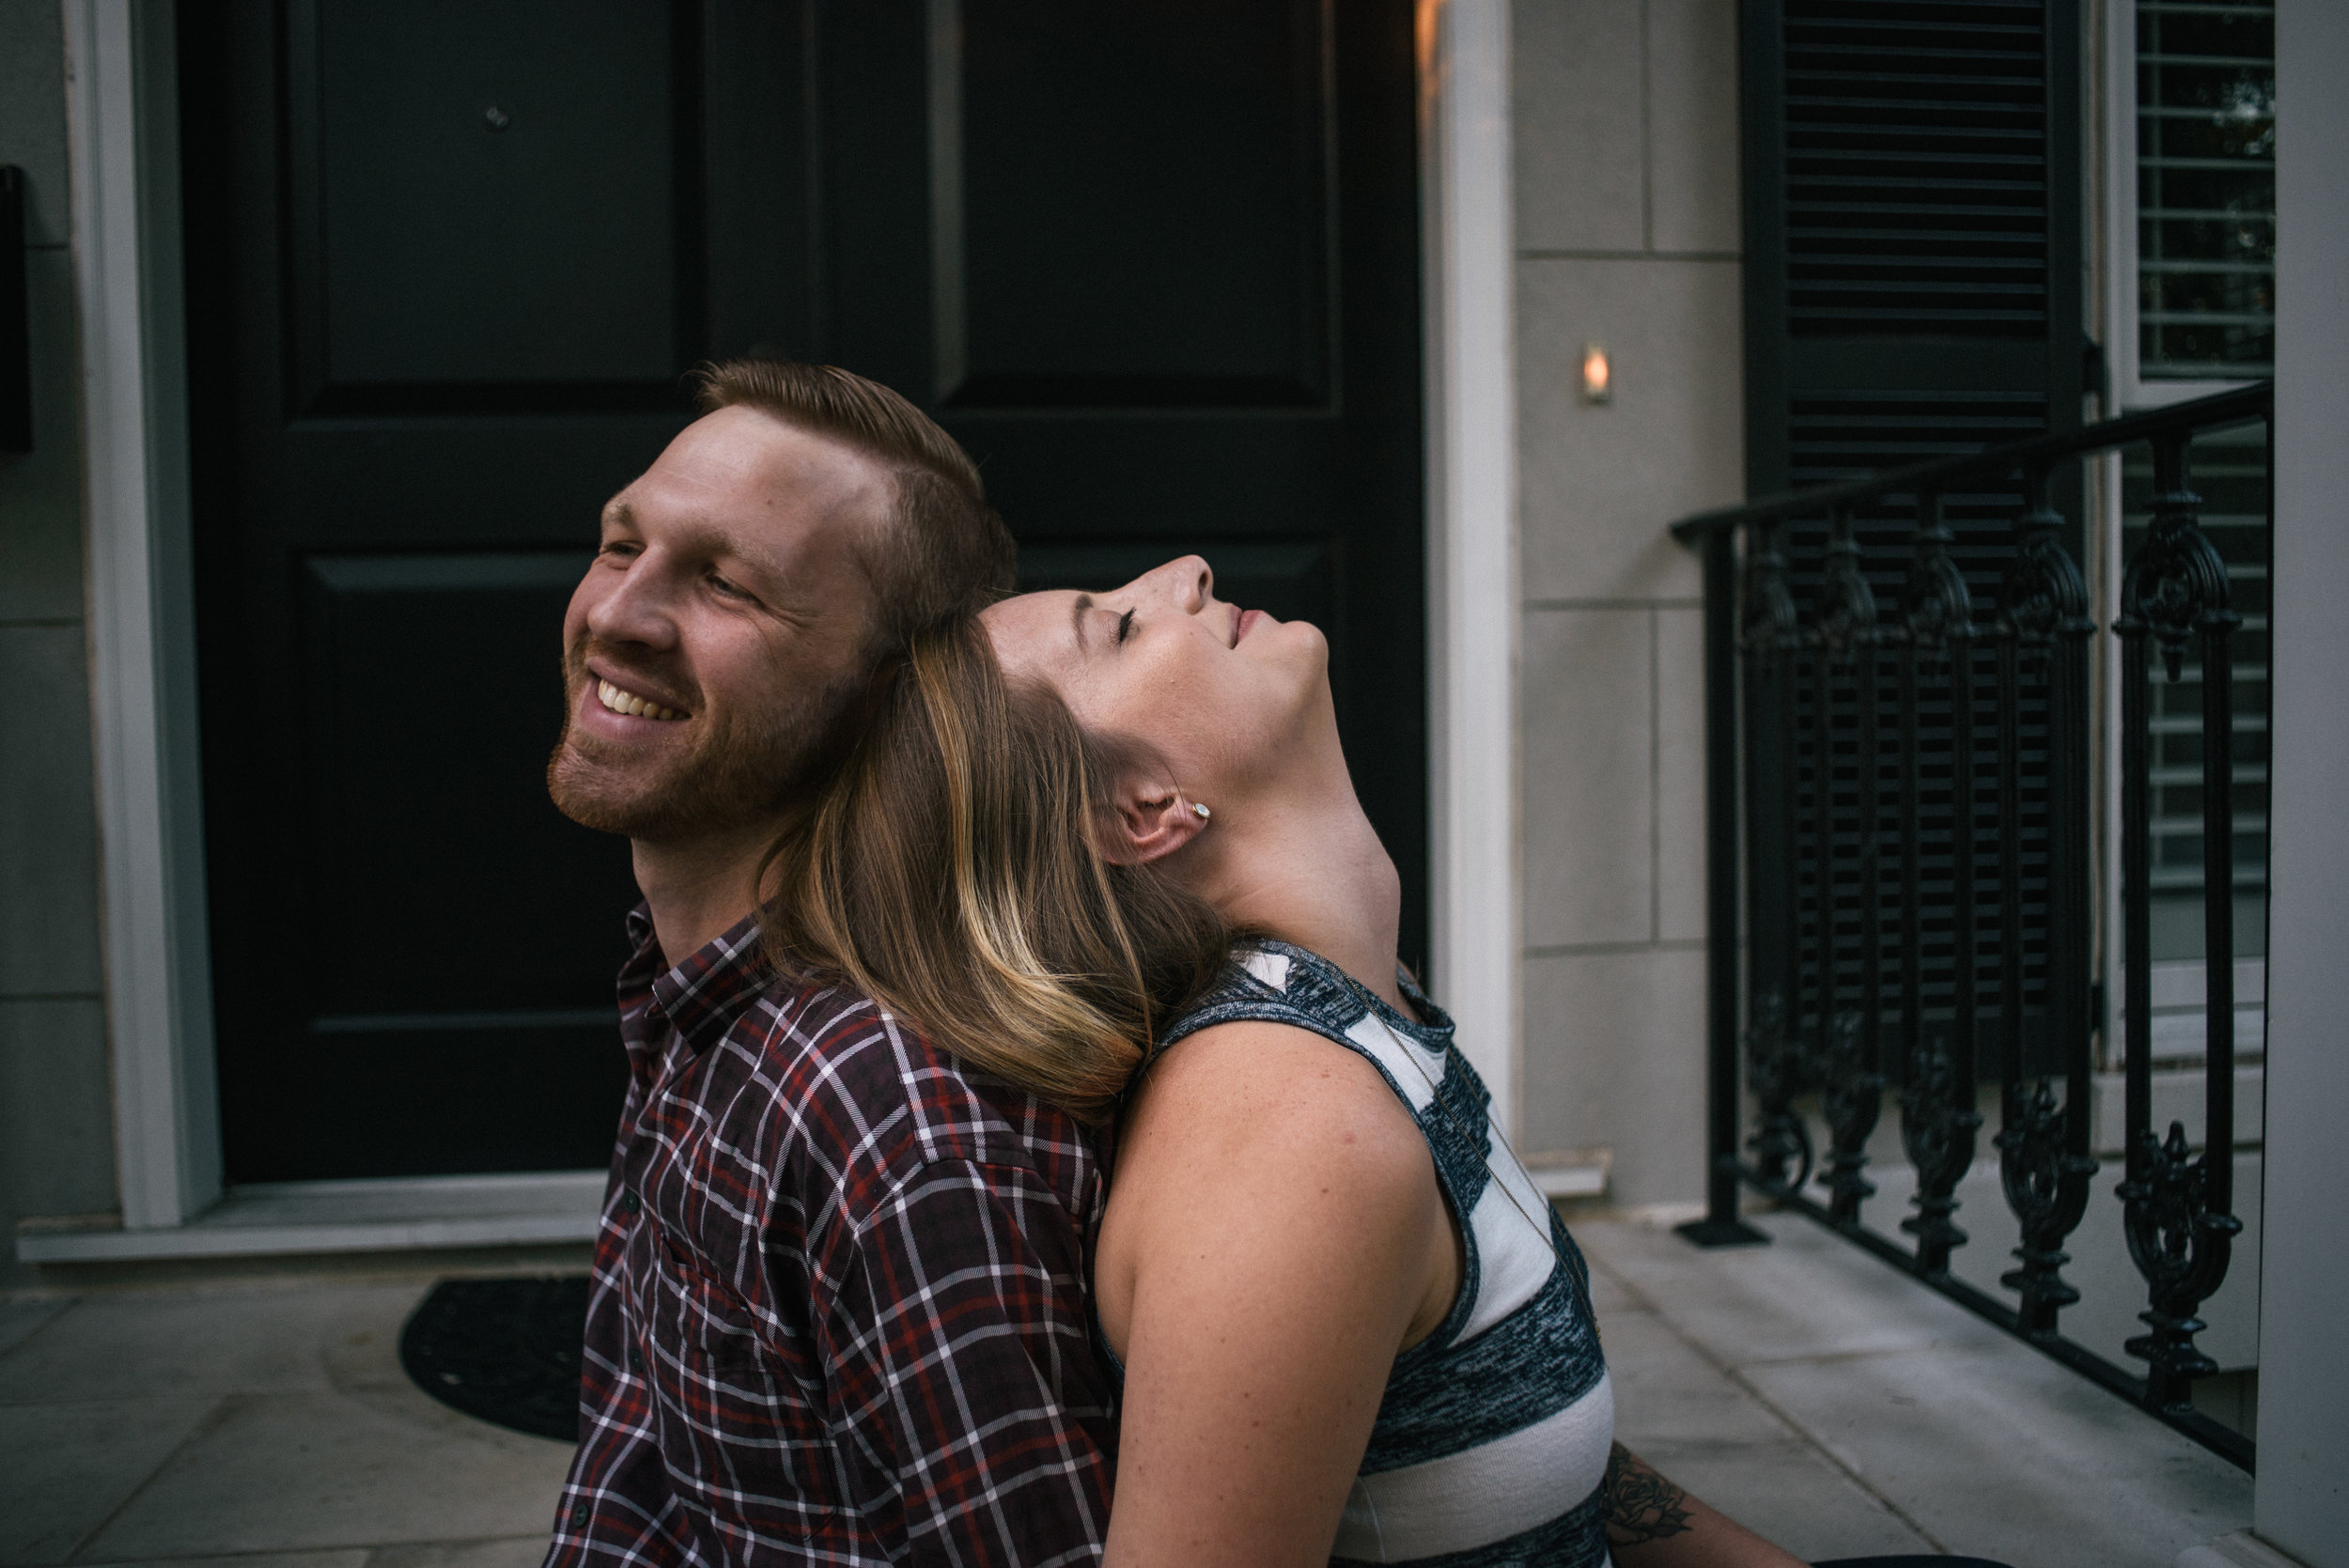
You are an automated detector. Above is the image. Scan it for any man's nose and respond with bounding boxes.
[585,553,681,649]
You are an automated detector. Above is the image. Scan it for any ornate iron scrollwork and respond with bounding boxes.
[1819,1008,1882,1222]
[1899,1029,1980,1274]
[1898,493,1970,666]
[1742,526,1800,661]
[1811,511,1883,1225]
[1743,986,1812,1194]
[2113,434,2244,1407]
[1994,1078,2098,1336]
[2000,474,2093,651]
[1814,508,1877,663]
[2116,444,2236,683]
[1987,470,2099,1337]
[2117,1120,2244,1408]
[1895,492,1980,1274]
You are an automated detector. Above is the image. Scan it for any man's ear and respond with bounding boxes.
[1099,769,1207,866]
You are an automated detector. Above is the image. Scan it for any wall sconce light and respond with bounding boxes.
[1579,343,1611,405]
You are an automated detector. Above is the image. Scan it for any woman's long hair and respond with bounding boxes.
[760,616,1230,1124]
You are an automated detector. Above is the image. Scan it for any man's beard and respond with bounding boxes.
[546,638,863,844]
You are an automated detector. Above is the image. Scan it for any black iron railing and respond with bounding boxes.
[1670,383,2272,1471]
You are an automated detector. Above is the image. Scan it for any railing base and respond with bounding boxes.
[1761,1187,2254,1472]
[1675,1216,1771,1249]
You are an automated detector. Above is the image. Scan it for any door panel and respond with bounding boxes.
[944,0,1330,408]
[180,0,1422,1183]
[305,0,685,394]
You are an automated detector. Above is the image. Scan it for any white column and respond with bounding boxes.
[2252,0,2349,1558]
[1420,0,1521,1136]
[63,0,220,1230]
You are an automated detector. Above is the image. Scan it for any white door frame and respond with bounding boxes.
[1419,0,1522,1138]
[64,0,222,1233]
[51,0,1525,1252]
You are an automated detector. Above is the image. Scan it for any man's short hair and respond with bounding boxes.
[692,359,1017,650]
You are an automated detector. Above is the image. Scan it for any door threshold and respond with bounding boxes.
[14,1171,605,1263]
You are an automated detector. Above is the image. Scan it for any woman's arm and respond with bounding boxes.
[1601,1442,1809,1568]
[1099,1022,1455,1568]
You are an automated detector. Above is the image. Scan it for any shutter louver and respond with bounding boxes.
[1783,0,2057,339]
[1741,0,2085,1078]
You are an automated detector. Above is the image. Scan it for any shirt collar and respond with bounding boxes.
[634,906,771,1056]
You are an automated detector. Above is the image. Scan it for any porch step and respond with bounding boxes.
[13,1171,605,1263]
[1521,1148,1610,1199]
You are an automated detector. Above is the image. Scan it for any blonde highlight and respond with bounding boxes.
[760,619,1227,1123]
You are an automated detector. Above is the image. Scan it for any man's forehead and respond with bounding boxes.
[605,446,882,567]
[643,409,890,513]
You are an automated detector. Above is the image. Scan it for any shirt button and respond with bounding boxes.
[622,1189,641,1216]
[570,1501,590,1527]
[629,1348,644,1374]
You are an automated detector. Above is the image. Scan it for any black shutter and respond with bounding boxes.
[1738,0,2087,1079]
[1743,0,2084,491]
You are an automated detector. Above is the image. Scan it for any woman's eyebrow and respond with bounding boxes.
[1069,592,1096,650]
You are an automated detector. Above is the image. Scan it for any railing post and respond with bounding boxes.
[2114,433,2245,1411]
[1815,507,1883,1225]
[1680,523,1768,1247]
[1747,522,1811,1197]
[1991,466,2099,1336]
[1896,489,1981,1275]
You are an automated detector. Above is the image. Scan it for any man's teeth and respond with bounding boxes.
[596,679,685,721]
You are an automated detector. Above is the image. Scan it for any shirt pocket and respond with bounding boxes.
[644,1225,772,1374]
[637,1227,837,1531]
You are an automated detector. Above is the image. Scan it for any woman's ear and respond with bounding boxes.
[1099,769,1207,866]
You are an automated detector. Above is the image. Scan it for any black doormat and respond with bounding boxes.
[400,1274,591,1441]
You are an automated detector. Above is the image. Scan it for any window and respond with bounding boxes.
[2108,0,2275,401]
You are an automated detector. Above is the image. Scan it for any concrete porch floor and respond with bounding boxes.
[0,1211,2251,1568]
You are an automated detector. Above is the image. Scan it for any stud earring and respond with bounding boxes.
[1192,802,1212,820]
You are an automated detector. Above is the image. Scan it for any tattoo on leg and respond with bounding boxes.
[1601,1442,1693,1546]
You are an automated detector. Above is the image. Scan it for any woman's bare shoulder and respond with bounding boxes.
[1128,1017,1430,1192]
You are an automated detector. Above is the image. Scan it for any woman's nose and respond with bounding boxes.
[1143,554,1213,613]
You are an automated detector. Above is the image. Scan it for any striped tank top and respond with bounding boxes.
[1149,939,1614,1567]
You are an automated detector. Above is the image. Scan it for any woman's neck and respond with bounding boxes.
[1190,748,1408,1014]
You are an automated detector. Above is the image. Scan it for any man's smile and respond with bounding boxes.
[595,677,689,722]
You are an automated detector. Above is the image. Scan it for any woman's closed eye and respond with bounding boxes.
[1116,608,1136,645]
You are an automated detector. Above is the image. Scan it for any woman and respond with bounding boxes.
[762,558,1995,1568]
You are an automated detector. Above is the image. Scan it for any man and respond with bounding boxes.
[541,360,1114,1564]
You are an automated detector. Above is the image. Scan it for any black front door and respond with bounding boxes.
[179,0,1423,1184]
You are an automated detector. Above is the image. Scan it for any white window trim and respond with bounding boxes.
[38,0,1523,1262]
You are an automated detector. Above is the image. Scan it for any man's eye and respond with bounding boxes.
[1115,609,1136,644]
[709,575,752,600]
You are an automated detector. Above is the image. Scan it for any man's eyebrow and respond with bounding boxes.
[1070,592,1094,650]
[600,498,634,531]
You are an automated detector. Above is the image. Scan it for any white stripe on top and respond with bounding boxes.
[1333,1372,1617,1562]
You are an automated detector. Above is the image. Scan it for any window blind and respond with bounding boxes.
[2136,0,2275,379]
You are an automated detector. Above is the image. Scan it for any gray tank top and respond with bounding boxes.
[1135,939,1615,1566]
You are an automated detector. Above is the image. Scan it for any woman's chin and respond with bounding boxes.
[1270,616,1331,671]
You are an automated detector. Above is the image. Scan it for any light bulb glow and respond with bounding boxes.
[1580,343,1611,404]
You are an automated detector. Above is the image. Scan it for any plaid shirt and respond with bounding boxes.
[545,908,1116,1567]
